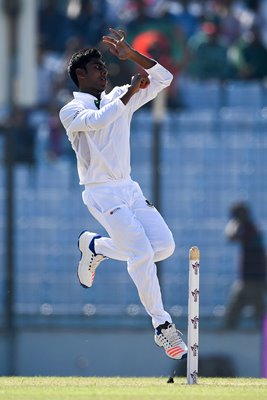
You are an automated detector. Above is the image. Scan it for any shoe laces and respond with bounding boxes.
[160,324,183,347]
[89,254,104,272]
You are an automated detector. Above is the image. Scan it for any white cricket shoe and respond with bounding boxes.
[77,231,106,288]
[154,322,188,360]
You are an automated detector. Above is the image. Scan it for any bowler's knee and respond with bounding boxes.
[154,235,175,262]
[163,235,175,258]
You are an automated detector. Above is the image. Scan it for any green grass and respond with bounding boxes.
[0,377,266,400]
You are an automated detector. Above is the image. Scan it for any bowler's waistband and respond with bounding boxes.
[84,177,133,189]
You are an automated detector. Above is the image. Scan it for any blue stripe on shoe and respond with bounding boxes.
[89,235,101,256]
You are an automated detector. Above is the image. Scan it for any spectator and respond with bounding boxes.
[187,20,231,80]
[224,202,266,329]
[229,25,267,80]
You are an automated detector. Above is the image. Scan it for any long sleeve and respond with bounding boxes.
[127,62,173,112]
[59,97,125,136]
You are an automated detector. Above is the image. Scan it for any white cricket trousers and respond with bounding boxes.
[82,178,175,328]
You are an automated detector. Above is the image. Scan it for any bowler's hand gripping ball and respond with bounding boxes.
[140,76,150,89]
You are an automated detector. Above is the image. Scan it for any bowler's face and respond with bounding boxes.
[80,58,108,95]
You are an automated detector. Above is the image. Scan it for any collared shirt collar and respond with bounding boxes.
[73,91,105,106]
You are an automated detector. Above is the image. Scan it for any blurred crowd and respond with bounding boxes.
[38,0,267,109]
[3,0,267,161]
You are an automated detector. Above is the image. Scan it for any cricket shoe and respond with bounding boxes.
[77,231,106,288]
[154,322,187,360]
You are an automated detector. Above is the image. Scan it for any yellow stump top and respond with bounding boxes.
[189,246,200,260]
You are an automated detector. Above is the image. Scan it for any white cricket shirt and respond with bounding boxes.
[59,62,173,186]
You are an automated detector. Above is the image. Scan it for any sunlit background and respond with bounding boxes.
[0,0,266,378]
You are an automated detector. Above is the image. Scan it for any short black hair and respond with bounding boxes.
[68,48,102,88]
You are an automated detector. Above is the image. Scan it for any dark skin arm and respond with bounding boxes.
[102,28,155,105]
[103,28,156,69]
